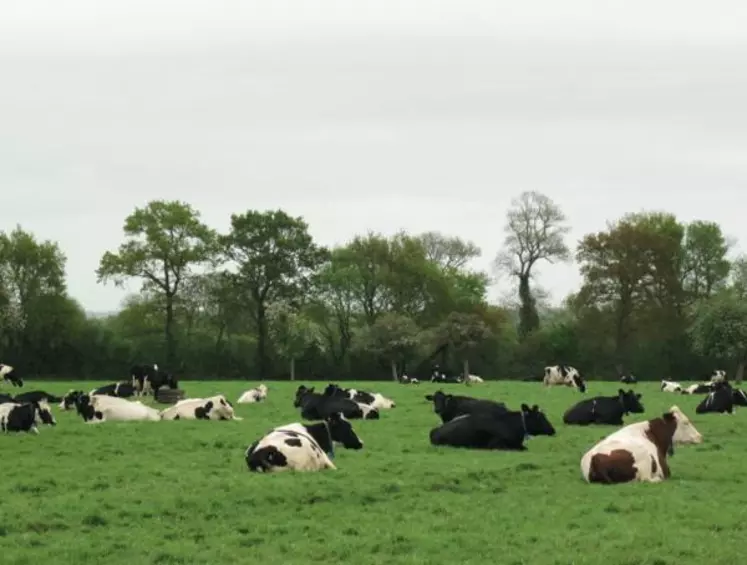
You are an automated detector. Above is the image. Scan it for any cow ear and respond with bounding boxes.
[531,404,539,412]
[618,389,625,395]
[425,395,434,401]
[520,403,530,412]
[636,394,642,399]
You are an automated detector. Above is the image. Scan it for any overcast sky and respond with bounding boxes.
[2,1,746,312]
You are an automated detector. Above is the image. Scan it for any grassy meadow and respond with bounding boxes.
[0,379,745,565]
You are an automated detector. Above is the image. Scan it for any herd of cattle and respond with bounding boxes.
[0,361,741,484]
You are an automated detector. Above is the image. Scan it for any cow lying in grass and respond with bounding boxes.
[294,386,379,420]
[580,405,702,484]
[429,403,556,450]
[0,400,56,433]
[74,393,161,423]
[90,381,136,398]
[563,389,644,426]
[12,391,63,404]
[245,413,363,472]
[424,390,507,424]
[696,381,736,415]
[160,395,241,421]
[238,384,268,404]
[323,383,395,410]
[660,380,683,393]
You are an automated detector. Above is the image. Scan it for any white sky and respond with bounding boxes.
[1,0,746,311]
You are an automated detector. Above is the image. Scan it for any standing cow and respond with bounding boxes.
[131,363,178,398]
[543,365,586,392]
[0,364,23,387]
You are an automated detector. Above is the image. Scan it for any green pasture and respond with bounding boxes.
[0,380,744,565]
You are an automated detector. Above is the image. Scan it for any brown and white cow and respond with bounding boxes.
[580,405,702,484]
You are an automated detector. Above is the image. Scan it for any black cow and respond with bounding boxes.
[91,381,136,398]
[0,400,56,433]
[130,364,178,398]
[563,389,644,426]
[12,390,63,404]
[293,386,379,420]
[696,381,734,414]
[424,390,507,424]
[429,404,556,450]
[0,363,23,387]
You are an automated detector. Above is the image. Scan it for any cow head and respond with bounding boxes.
[0,364,23,387]
[325,413,363,449]
[213,395,235,419]
[257,384,268,396]
[520,404,556,436]
[668,405,703,445]
[293,386,313,407]
[73,393,100,421]
[323,384,344,397]
[33,400,56,426]
[425,390,449,416]
[372,392,396,409]
[618,389,644,413]
[565,368,586,392]
[60,390,84,411]
[733,389,747,407]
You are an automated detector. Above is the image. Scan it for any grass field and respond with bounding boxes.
[1,379,745,565]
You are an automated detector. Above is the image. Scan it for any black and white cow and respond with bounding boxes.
[696,381,734,415]
[294,386,379,420]
[563,389,644,426]
[0,393,15,403]
[710,370,727,384]
[429,404,556,450]
[0,363,23,387]
[12,390,63,404]
[90,381,137,398]
[245,413,364,472]
[238,384,268,404]
[619,374,637,384]
[73,393,161,422]
[131,363,178,398]
[59,390,84,410]
[424,390,508,424]
[430,373,463,384]
[681,382,716,395]
[323,383,396,410]
[0,400,56,433]
[160,395,242,421]
[660,380,683,393]
[543,365,586,392]
[398,374,420,385]
[733,388,747,407]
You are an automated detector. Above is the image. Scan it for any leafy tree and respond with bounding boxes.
[431,312,492,385]
[417,231,480,270]
[97,200,217,366]
[681,221,731,302]
[220,209,328,378]
[267,300,325,380]
[689,291,747,383]
[495,191,570,339]
[355,313,422,381]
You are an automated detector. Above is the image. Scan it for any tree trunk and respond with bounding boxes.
[290,357,296,381]
[518,274,540,340]
[256,303,267,378]
[391,359,398,381]
[165,293,176,367]
[463,359,470,387]
[736,360,745,384]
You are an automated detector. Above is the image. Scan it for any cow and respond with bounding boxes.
[12,390,63,404]
[245,413,363,473]
[131,363,178,398]
[466,374,484,384]
[733,388,747,407]
[580,406,701,484]
[429,403,556,451]
[660,380,683,393]
[59,390,84,410]
[424,390,508,424]
[430,373,463,384]
[563,389,644,426]
[73,393,161,422]
[619,374,637,384]
[160,395,242,421]
[0,400,56,433]
[543,365,586,392]
[294,386,379,420]
[682,382,715,395]
[323,384,396,410]
[0,363,23,387]
[90,381,136,398]
[398,374,419,385]
[695,381,734,414]
[238,384,268,404]
[710,370,727,384]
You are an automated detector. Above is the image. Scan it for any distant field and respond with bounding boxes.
[0,380,743,565]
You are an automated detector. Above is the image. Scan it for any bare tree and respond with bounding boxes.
[495,191,571,339]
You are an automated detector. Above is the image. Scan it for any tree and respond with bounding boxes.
[267,300,325,380]
[689,291,747,383]
[97,200,217,366]
[417,231,480,271]
[355,313,422,381]
[495,191,570,339]
[220,209,328,378]
[681,221,731,302]
[431,312,492,385]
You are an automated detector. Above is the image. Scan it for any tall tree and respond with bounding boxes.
[97,200,217,366]
[355,313,422,381]
[266,300,324,381]
[417,231,480,271]
[495,191,570,339]
[220,209,327,378]
[681,220,731,302]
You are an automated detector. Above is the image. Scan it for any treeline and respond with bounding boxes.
[1,192,746,382]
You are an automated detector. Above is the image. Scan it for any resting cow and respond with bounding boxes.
[13,390,63,404]
[294,386,379,420]
[660,380,683,393]
[0,400,56,433]
[619,374,637,384]
[465,374,485,384]
[131,363,178,398]
[543,365,586,392]
[0,363,23,387]
[90,381,136,398]
[424,390,507,424]
[429,404,556,450]
[695,382,734,414]
[563,389,644,426]
[74,394,161,422]
[245,413,363,472]
[682,382,715,395]
[238,384,268,404]
[733,388,747,407]
[323,384,395,410]
[580,406,701,484]
[160,395,242,421]
[398,374,419,385]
